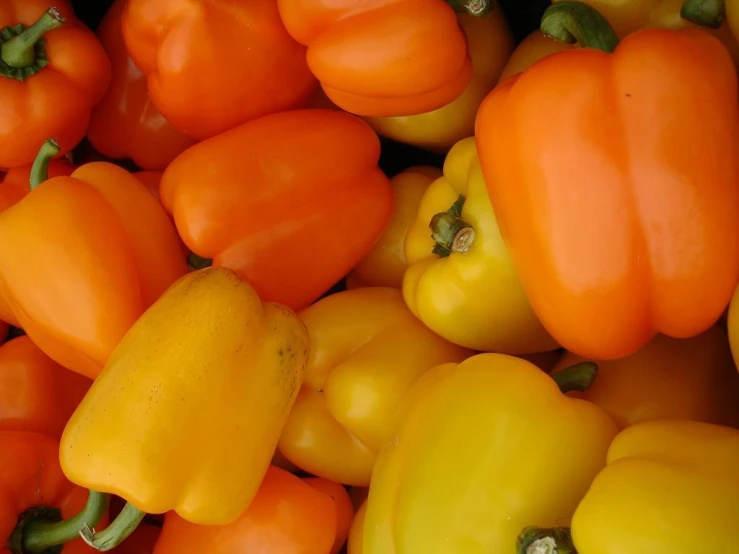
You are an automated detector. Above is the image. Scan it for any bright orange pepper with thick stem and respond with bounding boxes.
[122,0,317,140]
[87,0,195,170]
[476,2,739,360]
[0,1,110,168]
[0,140,187,379]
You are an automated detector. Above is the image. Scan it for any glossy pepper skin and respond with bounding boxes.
[276,0,471,117]
[476,12,739,361]
[498,30,574,81]
[122,0,316,140]
[553,326,739,430]
[60,268,310,526]
[303,478,355,554]
[0,336,90,438]
[404,137,558,354]
[161,110,393,311]
[363,354,617,553]
[0,151,187,379]
[0,1,110,168]
[365,10,514,153]
[347,167,441,290]
[279,287,472,486]
[87,0,194,170]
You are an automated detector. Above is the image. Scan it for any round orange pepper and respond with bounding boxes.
[152,466,336,554]
[0,336,91,438]
[87,0,195,170]
[122,0,316,140]
[476,4,739,360]
[304,478,354,554]
[0,1,110,168]
[277,0,473,117]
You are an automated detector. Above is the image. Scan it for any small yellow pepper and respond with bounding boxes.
[347,167,441,290]
[403,137,558,354]
[726,285,739,372]
[348,502,366,554]
[60,267,310,528]
[365,11,514,153]
[278,287,471,487]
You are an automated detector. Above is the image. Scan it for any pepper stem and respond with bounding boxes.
[540,1,619,53]
[516,527,578,554]
[29,139,60,190]
[552,361,598,394]
[681,0,726,28]
[9,491,109,554]
[430,195,475,257]
[1,8,65,68]
[444,0,497,17]
[187,252,213,270]
[79,502,145,552]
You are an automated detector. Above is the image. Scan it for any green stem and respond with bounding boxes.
[430,195,475,257]
[681,0,726,28]
[552,362,598,394]
[517,527,577,554]
[29,139,60,190]
[187,252,213,270]
[9,491,109,554]
[445,0,497,17]
[1,8,65,68]
[540,1,619,53]
[79,502,145,552]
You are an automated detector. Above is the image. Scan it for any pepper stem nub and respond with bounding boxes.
[540,1,619,53]
[430,195,476,257]
[516,526,578,554]
[681,0,726,28]
[29,138,61,190]
[79,502,146,552]
[552,361,598,394]
[1,7,65,69]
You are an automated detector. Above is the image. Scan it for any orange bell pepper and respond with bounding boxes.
[0,157,75,215]
[304,478,355,554]
[122,0,316,140]
[276,0,479,117]
[476,3,739,360]
[552,326,739,430]
[0,140,187,379]
[87,0,195,170]
[152,467,335,554]
[0,336,90,438]
[161,109,393,311]
[0,1,110,168]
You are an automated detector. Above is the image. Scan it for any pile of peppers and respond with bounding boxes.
[1,0,738,553]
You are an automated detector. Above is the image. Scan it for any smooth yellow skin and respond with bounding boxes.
[365,11,514,153]
[727,285,739,372]
[572,420,739,553]
[363,354,617,554]
[348,502,366,554]
[60,267,310,525]
[498,30,574,82]
[347,167,441,290]
[403,137,558,354]
[278,287,472,487]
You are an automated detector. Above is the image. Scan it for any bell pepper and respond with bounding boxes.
[403,137,558,354]
[363,354,617,553]
[553,326,739,430]
[518,420,739,554]
[161,109,393,311]
[498,30,575,82]
[0,335,90,438]
[364,9,514,152]
[476,2,739,360]
[347,502,366,554]
[122,0,316,140]
[0,431,109,554]
[87,0,195,171]
[276,0,483,117]
[0,140,187,379]
[347,167,441,290]
[115,525,161,554]
[304,478,355,554]
[278,287,472,487]
[152,467,335,554]
[60,267,310,544]
[0,2,110,168]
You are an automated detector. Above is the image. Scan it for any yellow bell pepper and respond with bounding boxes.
[518,420,739,554]
[498,30,574,82]
[363,354,617,554]
[60,267,310,531]
[364,11,514,153]
[726,286,739,372]
[278,287,471,487]
[348,502,366,554]
[553,326,739,430]
[347,167,441,290]
[403,137,558,354]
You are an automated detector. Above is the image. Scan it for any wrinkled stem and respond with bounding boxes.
[681,0,726,28]
[1,8,65,68]
[445,0,497,17]
[540,1,619,53]
[552,362,598,394]
[79,502,145,552]
[517,526,578,554]
[187,252,213,270]
[29,139,60,190]
[430,195,475,257]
